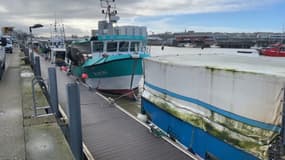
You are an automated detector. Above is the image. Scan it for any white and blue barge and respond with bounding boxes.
[141,54,285,160]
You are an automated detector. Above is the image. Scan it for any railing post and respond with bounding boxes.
[281,86,285,146]
[34,56,41,77]
[67,83,83,160]
[30,51,34,69]
[24,47,30,64]
[48,67,59,117]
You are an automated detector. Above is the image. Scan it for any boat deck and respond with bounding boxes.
[39,56,193,160]
[148,53,285,77]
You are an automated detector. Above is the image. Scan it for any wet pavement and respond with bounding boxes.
[0,51,25,160]
[0,49,73,160]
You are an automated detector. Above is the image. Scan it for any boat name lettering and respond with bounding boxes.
[93,71,108,76]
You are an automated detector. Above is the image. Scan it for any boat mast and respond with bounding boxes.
[100,0,119,23]
[51,14,65,48]
[49,24,53,46]
[52,14,58,47]
[281,24,284,44]
[62,23,66,43]
[99,0,120,35]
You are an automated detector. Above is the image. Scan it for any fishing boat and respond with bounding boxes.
[68,0,149,95]
[141,54,285,160]
[260,43,285,57]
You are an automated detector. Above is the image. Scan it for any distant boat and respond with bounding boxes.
[260,43,285,57]
[68,0,150,96]
[237,50,253,54]
[210,43,220,48]
[183,43,194,48]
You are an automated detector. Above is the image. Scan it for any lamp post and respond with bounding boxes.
[29,24,44,44]
[29,24,44,33]
[29,24,43,66]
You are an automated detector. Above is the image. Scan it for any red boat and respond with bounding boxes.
[260,43,285,57]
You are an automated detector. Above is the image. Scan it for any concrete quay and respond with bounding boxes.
[0,49,73,160]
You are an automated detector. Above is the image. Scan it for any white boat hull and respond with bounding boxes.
[85,75,142,94]
[142,54,285,159]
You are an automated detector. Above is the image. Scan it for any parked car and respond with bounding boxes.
[0,37,7,80]
[5,38,13,53]
[2,36,13,54]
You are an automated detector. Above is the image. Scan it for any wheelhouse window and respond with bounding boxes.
[93,42,104,52]
[107,42,118,52]
[119,41,129,52]
[77,42,91,53]
[130,42,140,51]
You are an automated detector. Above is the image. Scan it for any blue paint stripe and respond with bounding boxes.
[144,82,281,132]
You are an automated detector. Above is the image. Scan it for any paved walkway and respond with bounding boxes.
[0,52,25,160]
[0,50,73,160]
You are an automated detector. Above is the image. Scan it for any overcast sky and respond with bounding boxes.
[0,0,284,36]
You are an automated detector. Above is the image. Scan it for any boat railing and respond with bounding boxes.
[143,46,151,54]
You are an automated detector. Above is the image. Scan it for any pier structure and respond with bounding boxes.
[37,50,194,159]
[0,46,195,159]
[148,31,285,48]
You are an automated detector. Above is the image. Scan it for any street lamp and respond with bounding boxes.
[29,24,43,42]
[29,24,43,66]
[29,24,43,33]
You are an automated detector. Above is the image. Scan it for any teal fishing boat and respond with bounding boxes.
[68,0,149,95]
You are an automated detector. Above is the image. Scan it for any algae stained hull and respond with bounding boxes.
[141,54,285,160]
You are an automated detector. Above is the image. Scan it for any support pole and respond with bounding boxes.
[30,28,34,68]
[67,83,83,160]
[34,56,41,77]
[48,67,59,117]
[24,47,30,64]
[281,86,285,146]
[30,51,34,69]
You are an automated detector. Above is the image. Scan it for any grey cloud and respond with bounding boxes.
[0,0,140,35]
[0,0,282,35]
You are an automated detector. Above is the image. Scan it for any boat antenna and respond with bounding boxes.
[281,24,284,44]
[60,17,66,43]
[50,24,53,44]
[54,13,57,33]
[100,0,119,24]
[62,23,66,43]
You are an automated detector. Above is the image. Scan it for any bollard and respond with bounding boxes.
[34,56,41,77]
[281,87,285,146]
[48,67,59,117]
[24,48,30,64]
[30,51,34,69]
[67,83,83,160]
